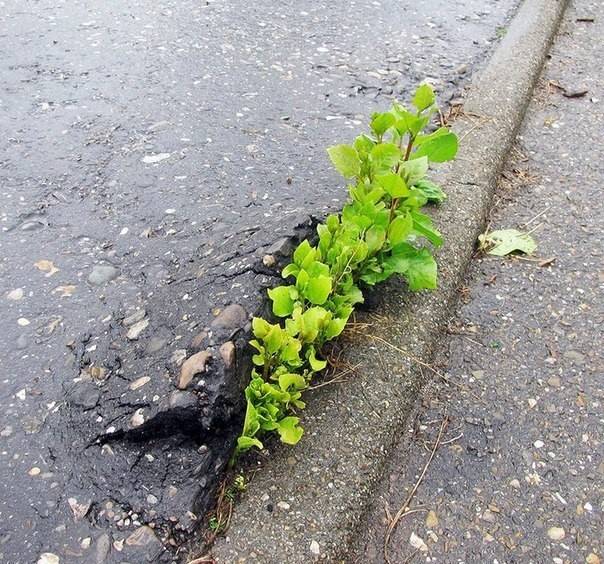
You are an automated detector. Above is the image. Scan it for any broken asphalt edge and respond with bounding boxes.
[210,0,569,562]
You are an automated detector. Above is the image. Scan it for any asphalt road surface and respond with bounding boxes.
[1,1,519,561]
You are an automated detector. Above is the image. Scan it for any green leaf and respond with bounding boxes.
[276,416,304,445]
[293,240,314,266]
[370,143,401,174]
[387,244,437,290]
[305,275,332,305]
[478,229,537,256]
[412,83,436,111]
[326,214,340,232]
[404,248,437,290]
[354,133,375,155]
[414,179,446,203]
[242,396,261,435]
[365,225,386,254]
[282,263,299,279]
[340,283,364,305]
[324,317,347,340]
[370,112,396,137]
[280,337,302,365]
[403,188,429,209]
[363,185,386,204]
[327,144,361,178]
[295,270,310,293]
[400,114,430,137]
[307,260,330,279]
[307,346,327,371]
[388,213,413,245]
[414,127,449,146]
[264,325,284,354]
[402,157,429,184]
[268,286,295,317]
[411,210,443,247]
[236,435,264,452]
[414,131,458,162]
[300,306,330,342]
[278,372,307,392]
[376,173,408,198]
[252,317,271,339]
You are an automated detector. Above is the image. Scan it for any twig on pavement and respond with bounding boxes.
[383,413,449,564]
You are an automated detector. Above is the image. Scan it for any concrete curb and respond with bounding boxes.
[211,0,568,561]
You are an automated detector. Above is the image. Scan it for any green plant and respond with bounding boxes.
[208,516,223,533]
[224,473,247,501]
[234,83,458,457]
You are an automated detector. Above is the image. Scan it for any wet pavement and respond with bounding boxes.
[355,1,604,562]
[1,0,520,561]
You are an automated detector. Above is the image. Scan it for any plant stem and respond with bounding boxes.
[403,135,414,161]
[389,135,415,223]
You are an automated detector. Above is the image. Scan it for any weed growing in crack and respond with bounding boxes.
[235,83,457,457]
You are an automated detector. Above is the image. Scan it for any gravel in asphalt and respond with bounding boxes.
[355,1,603,562]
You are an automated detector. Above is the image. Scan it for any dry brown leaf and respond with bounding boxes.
[34,260,59,277]
[52,285,76,297]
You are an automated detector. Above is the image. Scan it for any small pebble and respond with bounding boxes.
[126,318,149,340]
[37,554,60,564]
[130,409,145,428]
[547,526,565,541]
[262,254,276,267]
[7,288,24,300]
[88,264,119,285]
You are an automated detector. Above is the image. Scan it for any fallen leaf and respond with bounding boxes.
[52,285,76,297]
[562,89,588,98]
[34,260,59,277]
[549,81,589,98]
[478,229,537,256]
[426,510,439,528]
[409,532,428,552]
